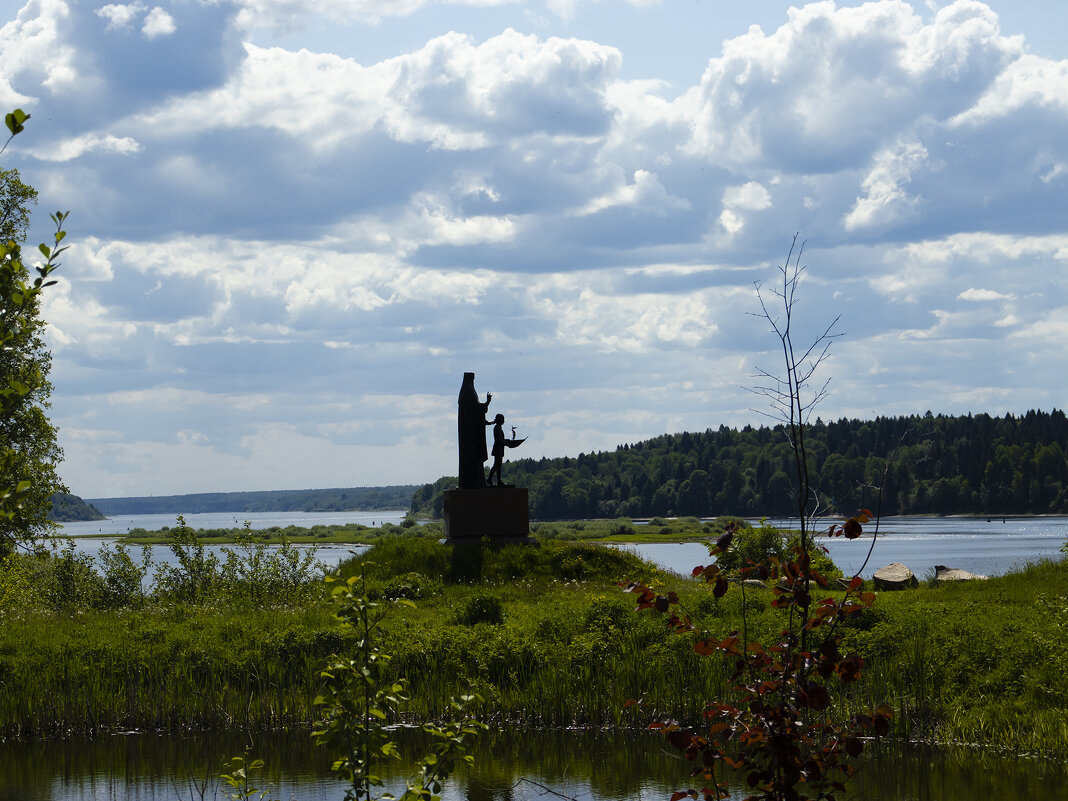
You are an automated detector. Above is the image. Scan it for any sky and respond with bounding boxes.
[1,0,1066,499]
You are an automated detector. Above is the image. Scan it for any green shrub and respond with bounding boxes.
[456,593,504,626]
[383,572,441,600]
[582,598,632,634]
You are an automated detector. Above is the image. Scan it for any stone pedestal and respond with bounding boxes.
[443,487,531,541]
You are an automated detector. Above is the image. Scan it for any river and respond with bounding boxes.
[0,727,1062,801]
[617,516,1068,580]
[55,513,1066,581]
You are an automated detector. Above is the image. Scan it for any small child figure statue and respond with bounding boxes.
[486,413,526,487]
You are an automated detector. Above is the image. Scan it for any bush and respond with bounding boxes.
[456,593,504,626]
[383,571,441,600]
[582,598,632,634]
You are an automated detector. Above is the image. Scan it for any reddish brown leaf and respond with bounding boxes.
[837,659,861,682]
[843,518,863,539]
[848,575,863,591]
[844,737,864,757]
[667,729,693,750]
[802,684,830,710]
[713,576,728,598]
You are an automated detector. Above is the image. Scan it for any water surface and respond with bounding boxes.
[1,728,1062,801]
[620,516,1068,579]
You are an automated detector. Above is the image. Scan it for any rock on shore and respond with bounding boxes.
[873,562,918,590]
[934,565,989,583]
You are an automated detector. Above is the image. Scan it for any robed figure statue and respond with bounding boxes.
[457,372,492,488]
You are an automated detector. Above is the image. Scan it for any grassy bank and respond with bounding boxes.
[117,519,442,544]
[0,536,1064,758]
[108,515,729,544]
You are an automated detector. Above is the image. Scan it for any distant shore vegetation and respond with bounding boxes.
[46,492,105,522]
[86,485,419,516]
[412,410,1068,520]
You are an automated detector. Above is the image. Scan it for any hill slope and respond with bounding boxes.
[47,493,106,522]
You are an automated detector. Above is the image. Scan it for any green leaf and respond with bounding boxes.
[5,109,29,136]
[39,243,50,258]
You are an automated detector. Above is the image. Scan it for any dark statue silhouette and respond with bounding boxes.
[457,372,491,488]
[488,413,526,487]
[457,372,525,488]
[448,373,532,543]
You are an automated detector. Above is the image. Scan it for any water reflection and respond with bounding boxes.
[1,729,1063,801]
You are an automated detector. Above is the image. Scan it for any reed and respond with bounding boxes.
[0,540,1064,758]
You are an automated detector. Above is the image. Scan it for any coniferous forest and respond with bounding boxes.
[411,410,1068,520]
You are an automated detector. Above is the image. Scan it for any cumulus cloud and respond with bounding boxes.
[950,53,1068,126]
[843,140,928,231]
[958,288,1010,301]
[26,132,142,161]
[142,6,176,38]
[134,29,620,152]
[0,0,79,104]
[578,169,690,216]
[719,180,772,234]
[96,2,145,31]
[6,0,1066,495]
[233,0,430,30]
[681,0,1021,173]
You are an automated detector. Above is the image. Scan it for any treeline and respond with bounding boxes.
[91,486,418,515]
[411,410,1068,520]
[47,493,106,522]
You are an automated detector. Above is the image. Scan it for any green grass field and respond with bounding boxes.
[0,534,1064,758]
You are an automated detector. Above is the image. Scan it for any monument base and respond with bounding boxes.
[443,487,530,541]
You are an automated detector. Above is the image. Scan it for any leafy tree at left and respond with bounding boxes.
[1,109,69,556]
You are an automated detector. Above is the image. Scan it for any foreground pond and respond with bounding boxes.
[1,728,1063,801]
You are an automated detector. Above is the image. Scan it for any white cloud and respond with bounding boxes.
[719,180,771,234]
[8,0,1067,497]
[681,0,1021,172]
[129,27,622,159]
[958,288,1010,302]
[578,169,690,216]
[26,132,141,162]
[843,140,928,231]
[0,0,79,104]
[722,181,772,211]
[233,0,430,30]
[96,2,145,31]
[951,53,1068,126]
[142,6,176,38]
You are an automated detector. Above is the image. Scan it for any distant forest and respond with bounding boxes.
[48,492,106,522]
[410,410,1068,520]
[90,486,418,515]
